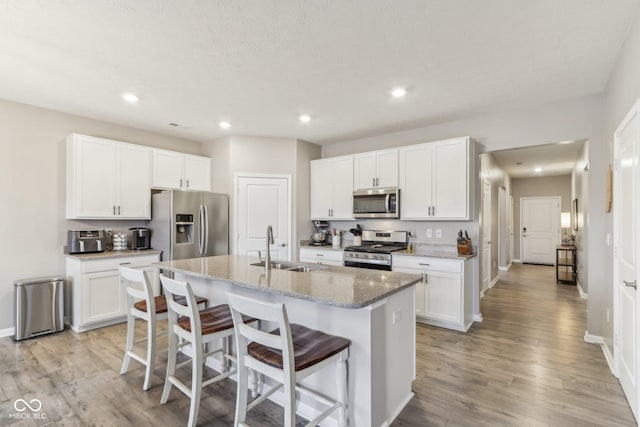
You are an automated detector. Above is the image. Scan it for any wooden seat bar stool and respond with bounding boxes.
[119,266,207,391]
[159,275,256,427]
[227,292,351,427]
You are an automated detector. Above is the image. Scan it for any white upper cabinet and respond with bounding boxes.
[67,134,151,219]
[152,149,211,191]
[399,137,473,220]
[354,148,398,190]
[310,155,354,220]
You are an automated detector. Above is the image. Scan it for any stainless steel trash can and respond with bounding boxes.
[14,276,64,341]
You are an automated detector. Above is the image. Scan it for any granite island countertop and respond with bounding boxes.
[65,249,162,260]
[155,255,421,309]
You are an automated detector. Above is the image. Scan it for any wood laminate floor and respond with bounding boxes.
[0,263,635,426]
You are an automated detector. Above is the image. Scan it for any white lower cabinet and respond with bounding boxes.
[299,248,344,266]
[66,253,160,332]
[393,255,473,331]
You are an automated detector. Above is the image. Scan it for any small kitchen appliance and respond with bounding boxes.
[343,230,408,271]
[310,220,330,245]
[130,227,151,250]
[67,229,105,254]
[353,188,399,218]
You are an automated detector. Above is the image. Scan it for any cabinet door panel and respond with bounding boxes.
[376,149,399,188]
[73,137,117,218]
[424,271,462,323]
[354,152,377,190]
[118,144,151,218]
[432,139,468,219]
[310,160,333,219]
[83,271,124,324]
[331,157,354,219]
[152,149,184,189]
[184,155,211,191]
[399,145,431,219]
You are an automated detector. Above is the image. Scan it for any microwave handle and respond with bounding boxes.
[385,194,391,213]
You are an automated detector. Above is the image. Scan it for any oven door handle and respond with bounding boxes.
[385,194,391,213]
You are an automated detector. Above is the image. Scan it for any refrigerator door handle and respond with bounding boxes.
[203,204,209,255]
[198,204,205,255]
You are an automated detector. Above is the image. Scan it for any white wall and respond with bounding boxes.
[202,135,320,260]
[600,6,640,351]
[0,98,203,332]
[571,142,589,295]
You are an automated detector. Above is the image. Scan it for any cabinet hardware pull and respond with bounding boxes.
[180,178,183,187]
[186,179,189,188]
[623,280,637,289]
[113,205,116,215]
[418,263,430,266]
[376,177,379,187]
[328,209,331,217]
[118,205,121,215]
[119,262,132,265]
[372,177,375,187]
[432,206,435,216]
[424,273,428,284]
[316,254,324,257]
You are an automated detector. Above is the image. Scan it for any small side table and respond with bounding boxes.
[556,245,577,285]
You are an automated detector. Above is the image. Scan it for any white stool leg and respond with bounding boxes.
[187,342,204,427]
[143,316,157,391]
[120,313,135,374]
[234,359,249,427]
[336,351,349,427]
[283,378,296,427]
[161,327,178,404]
[248,369,258,398]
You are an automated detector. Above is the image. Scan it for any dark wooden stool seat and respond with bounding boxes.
[248,323,351,371]
[134,295,207,314]
[177,304,256,335]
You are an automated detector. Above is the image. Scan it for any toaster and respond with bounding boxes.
[67,229,106,254]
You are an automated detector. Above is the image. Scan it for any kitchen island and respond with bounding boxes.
[155,255,421,427]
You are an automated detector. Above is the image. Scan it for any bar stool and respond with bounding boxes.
[159,275,256,427]
[119,267,207,390]
[227,292,351,427]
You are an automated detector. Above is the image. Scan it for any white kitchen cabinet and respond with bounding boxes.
[152,149,211,191]
[310,155,354,220]
[66,134,151,219]
[65,252,161,332]
[354,148,398,190]
[399,137,473,220]
[299,247,344,266]
[392,255,473,331]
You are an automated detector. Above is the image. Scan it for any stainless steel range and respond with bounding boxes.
[344,230,408,271]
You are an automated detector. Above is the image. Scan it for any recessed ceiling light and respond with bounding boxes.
[299,115,311,123]
[391,87,407,98]
[219,121,231,129]
[534,167,542,173]
[516,162,523,166]
[122,93,139,103]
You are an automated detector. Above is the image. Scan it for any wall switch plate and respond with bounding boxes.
[435,229,442,238]
[426,229,433,238]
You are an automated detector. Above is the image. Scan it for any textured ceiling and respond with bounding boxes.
[0,1,637,144]
[491,140,586,178]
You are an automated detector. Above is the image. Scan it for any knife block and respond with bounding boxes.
[457,239,472,255]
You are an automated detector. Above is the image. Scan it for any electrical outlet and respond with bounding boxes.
[426,229,433,238]
[392,309,402,324]
[435,229,442,238]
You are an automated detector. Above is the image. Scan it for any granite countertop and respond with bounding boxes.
[65,249,162,260]
[155,255,421,309]
[299,244,345,251]
[393,249,476,260]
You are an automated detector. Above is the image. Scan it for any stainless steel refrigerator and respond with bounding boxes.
[149,190,229,261]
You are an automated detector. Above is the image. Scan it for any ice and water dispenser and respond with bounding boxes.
[175,214,194,244]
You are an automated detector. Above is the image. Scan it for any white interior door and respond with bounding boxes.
[235,175,291,261]
[509,195,514,264]
[482,179,491,293]
[498,187,507,268]
[614,100,639,421]
[521,197,560,265]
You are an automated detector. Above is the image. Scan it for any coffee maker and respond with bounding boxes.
[130,227,151,250]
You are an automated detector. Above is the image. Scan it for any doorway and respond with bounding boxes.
[481,179,492,293]
[498,187,509,270]
[520,196,560,265]
[234,174,291,261]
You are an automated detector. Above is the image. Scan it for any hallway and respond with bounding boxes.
[394,263,636,426]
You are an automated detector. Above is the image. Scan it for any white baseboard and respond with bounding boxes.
[512,259,522,263]
[498,262,512,272]
[473,313,483,322]
[577,281,588,299]
[0,327,15,339]
[490,276,499,288]
[584,332,615,376]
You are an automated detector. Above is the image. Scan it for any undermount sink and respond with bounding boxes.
[250,261,319,272]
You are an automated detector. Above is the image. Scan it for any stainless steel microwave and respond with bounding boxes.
[353,188,399,218]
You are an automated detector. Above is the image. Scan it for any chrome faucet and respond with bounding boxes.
[265,225,274,272]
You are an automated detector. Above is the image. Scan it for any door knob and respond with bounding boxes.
[279,243,287,247]
[623,280,637,289]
